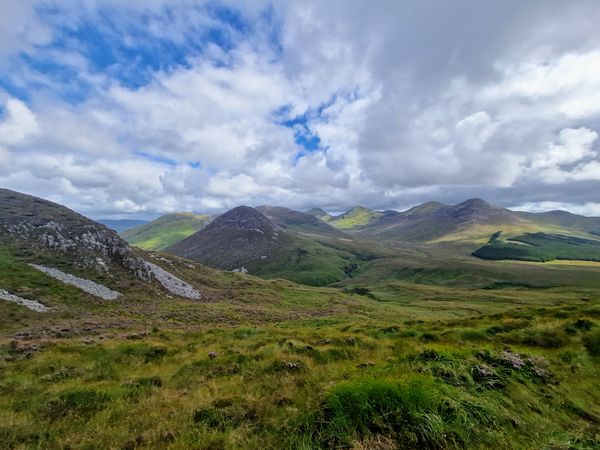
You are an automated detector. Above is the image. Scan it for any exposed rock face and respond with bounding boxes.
[167,206,290,271]
[0,289,48,312]
[143,261,201,299]
[29,264,122,300]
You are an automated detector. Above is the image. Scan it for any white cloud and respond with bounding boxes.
[484,51,600,120]
[1,1,600,217]
[0,98,40,146]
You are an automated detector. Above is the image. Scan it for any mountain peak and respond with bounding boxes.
[209,206,277,233]
[306,207,328,216]
[457,198,493,209]
[167,206,285,271]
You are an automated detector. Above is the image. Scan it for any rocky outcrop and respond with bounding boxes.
[0,189,203,300]
[0,289,48,312]
[143,261,201,299]
[0,189,148,275]
[29,264,122,300]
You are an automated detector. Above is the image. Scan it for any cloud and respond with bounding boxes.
[0,0,600,218]
[0,98,40,146]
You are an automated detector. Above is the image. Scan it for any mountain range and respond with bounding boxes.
[2,187,600,449]
[116,197,600,284]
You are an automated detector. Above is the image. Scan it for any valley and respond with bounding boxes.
[1,188,600,449]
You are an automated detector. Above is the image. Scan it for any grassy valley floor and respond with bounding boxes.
[1,272,600,448]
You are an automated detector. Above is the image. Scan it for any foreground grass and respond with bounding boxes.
[1,297,599,449]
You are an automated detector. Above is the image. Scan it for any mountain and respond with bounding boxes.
[122,212,212,251]
[98,219,148,233]
[305,207,333,222]
[330,206,384,229]
[514,209,600,235]
[167,206,286,271]
[167,206,365,286]
[356,198,537,243]
[0,188,202,301]
[256,205,345,237]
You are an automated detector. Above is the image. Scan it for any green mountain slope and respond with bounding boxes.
[355,199,558,244]
[473,232,600,262]
[167,206,364,286]
[122,212,211,251]
[331,206,384,229]
[98,219,148,233]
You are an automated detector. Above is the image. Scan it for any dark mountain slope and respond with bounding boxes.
[359,198,532,242]
[167,206,369,286]
[256,205,345,238]
[167,206,288,271]
[305,207,333,222]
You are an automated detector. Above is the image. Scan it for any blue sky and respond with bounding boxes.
[1,0,600,219]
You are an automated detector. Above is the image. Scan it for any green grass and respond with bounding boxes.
[331,206,383,229]
[122,212,211,251]
[1,297,599,449]
[2,241,600,449]
[473,232,600,262]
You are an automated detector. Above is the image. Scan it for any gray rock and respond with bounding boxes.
[29,264,121,300]
[0,289,48,312]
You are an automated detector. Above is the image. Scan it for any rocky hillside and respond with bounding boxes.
[167,206,291,272]
[0,188,200,299]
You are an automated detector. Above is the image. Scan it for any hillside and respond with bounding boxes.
[355,199,554,244]
[0,188,203,303]
[305,207,333,222]
[330,206,385,229]
[473,232,600,262]
[122,212,211,251]
[2,189,600,449]
[256,205,345,238]
[98,219,148,233]
[515,210,600,235]
[167,206,365,286]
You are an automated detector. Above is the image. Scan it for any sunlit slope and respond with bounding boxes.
[122,212,211,251]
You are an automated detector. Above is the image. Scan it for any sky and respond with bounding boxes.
[1,0,600,219]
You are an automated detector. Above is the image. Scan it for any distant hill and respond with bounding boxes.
[305,207,333,222]
[122,212,212,251]
[330,206,384,229]
[167,206,365,286]
[514,209,600,235]
[167,206,286,270]
[98,219,148,233]
[473,232,600,262]
[354,199,545,243]
[257,205,345,237]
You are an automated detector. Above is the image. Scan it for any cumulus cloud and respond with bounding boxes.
[0,98,39,146]
[0,0,600,218]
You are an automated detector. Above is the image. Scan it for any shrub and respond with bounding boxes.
[582,329,600,357]
[317,377,448,448]
[41,389,110,421]
[520,327,570,348]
